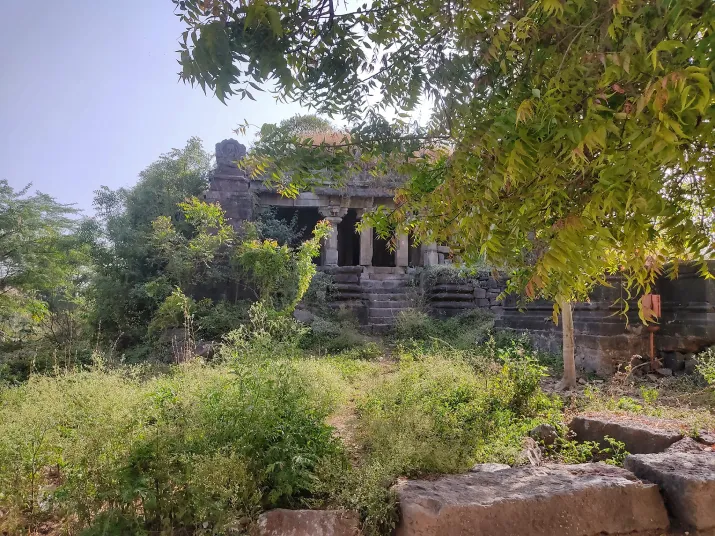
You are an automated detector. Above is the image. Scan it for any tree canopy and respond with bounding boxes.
[174,0,715,318]
[88,137,213,345]
[0,181,85,342]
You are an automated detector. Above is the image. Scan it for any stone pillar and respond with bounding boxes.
[206,139,253,229]
[359,225,373,266]
[423,242,439,266]
[319,207,347,267]
[395,233,409,267]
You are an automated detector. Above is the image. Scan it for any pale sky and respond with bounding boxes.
[0,1,305,212]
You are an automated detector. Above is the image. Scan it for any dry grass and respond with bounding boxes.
[559,372,715,434]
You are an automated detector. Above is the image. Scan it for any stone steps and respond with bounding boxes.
[370,300,411,309]
[363,273,411,281]
[360,279,409,290]
[429,292,476,301]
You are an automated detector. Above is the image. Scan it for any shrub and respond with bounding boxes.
[394,308,494,349]
[696,347,715,387]
[479,331,562,373]
[194,299,250,341]
[220,301,308,360]
[393,309,433,340]
[301,271,338,315]
[356,348,557,474]
[543,434,629,466]
[235,221,330,312]
[256,206,305,246]
[300,315,375,355]
[0,360,345,535]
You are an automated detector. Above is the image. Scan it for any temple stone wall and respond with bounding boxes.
[423,270,507,317]
[496,262,715,375]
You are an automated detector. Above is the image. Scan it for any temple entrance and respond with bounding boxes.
[408,234,422,267]
[372,230,396,267]
[268,207,322,245]
[338,209,360,266]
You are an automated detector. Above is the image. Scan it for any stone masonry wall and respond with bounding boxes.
[496,261,715,376]
[423,270,508,317]
[420,262,715,376]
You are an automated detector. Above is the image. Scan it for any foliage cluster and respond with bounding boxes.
[696,346,715,388]
[0,359,344,535]
[236,220,330,311]
[394,308,495,349]
[1,137,337,380]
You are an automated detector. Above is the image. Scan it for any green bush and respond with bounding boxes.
[194,299,250,341]
[301,271,338,315]
[696,347,715,387]
[300,315,377,355]
[0,360,344,535]
[394,308,494,349]
[357,348,558,474]
[479,331,563,373]
[220,301,308,361]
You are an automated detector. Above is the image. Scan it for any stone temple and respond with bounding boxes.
[205,139,453,331]
[206,139,715,372]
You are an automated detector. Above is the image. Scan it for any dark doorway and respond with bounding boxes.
[372,230,396,267]
[268,207,322,245]
[408,234,422,267]
[338,209,360,266]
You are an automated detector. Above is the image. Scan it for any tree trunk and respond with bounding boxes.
[559,299,577,390]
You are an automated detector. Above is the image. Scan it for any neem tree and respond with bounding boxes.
[173,0,714,387]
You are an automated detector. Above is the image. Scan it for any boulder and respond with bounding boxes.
[684,356,699,375]
[194,340,215,358]
[394,463,669,536]
[624,452,715,530]
[256,509,361,536]
[529,423,559,446]
[569,415,682,454]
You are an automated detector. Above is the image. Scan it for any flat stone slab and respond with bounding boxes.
[570,415,683,454]
[395,463,669,536]
[667,437,710,453]
[469,463,510,473]
[625,452,715,530]
[257,509,361,536]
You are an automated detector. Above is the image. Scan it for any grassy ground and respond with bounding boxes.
[1,312,712,536]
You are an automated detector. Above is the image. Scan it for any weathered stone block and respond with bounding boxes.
[476,298,489,307]
[474,287,487,299]
[257,509,361,536]
[395,463,668,536]
[569,415,682,454]
[625,452,715,530]
[469,463,510,473]
[666,437,709,453]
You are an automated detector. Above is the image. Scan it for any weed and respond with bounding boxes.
[639,386,659,405]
